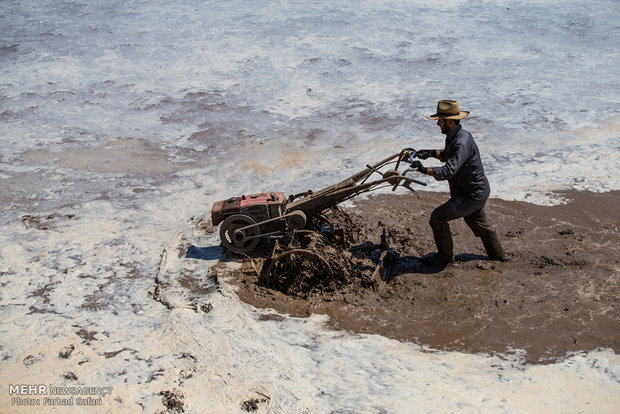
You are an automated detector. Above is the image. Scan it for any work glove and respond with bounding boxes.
[415,149,434,160]
[409,160,427,174]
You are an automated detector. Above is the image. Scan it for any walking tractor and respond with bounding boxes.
[210,149,427,290]
[211,149,425,253]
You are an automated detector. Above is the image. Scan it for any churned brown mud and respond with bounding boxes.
[215,190,620,363]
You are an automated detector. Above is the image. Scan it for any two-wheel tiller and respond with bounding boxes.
[210,149,426,291]
[211,149,426,254]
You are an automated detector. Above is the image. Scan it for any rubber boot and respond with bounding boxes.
[423,223,455,266]
[481,231,506,261]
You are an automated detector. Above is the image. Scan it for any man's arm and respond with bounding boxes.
[416,149,444,161]
[430,141,470,181]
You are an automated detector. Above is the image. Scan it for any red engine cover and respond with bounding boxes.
[211,192,285,226]
[240,192,284,207]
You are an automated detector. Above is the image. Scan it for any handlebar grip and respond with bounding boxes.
[410,178,427,186]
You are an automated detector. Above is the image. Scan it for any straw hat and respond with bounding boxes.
[428,100,470,120]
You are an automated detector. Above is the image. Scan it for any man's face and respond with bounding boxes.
[437,119,451,135]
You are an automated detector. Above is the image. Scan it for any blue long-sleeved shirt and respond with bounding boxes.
[430,126,490,200]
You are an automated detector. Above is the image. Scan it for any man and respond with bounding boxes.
[408,99,505,266]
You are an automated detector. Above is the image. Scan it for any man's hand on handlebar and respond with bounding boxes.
[415,149,435,160]
[409,160,427,175]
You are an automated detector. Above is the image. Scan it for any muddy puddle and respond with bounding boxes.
[210,191,620,363]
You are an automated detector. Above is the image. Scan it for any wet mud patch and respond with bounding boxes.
[76,328,98,344]
[153,216,220,312]
[159,389,185,414]
[241,394,270,412]
[218,191,620,363]
[21,213,78,231]
[58,344,75,359]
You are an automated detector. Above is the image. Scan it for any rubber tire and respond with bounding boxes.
[219,214,260,253]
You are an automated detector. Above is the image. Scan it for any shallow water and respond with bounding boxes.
[1,0,619,412]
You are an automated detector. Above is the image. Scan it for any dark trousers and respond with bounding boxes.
[429,195,495,257]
